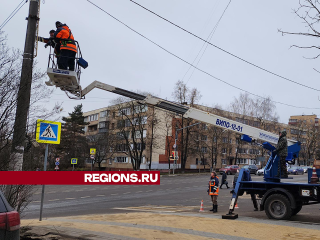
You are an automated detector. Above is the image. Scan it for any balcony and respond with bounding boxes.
[99,128,108,133]
[99,116,109,122]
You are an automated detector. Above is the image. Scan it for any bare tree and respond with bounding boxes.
[87,130,117,170]
[0,32,63,213]
[278,0,320,59]
[172,80,202,170]
[112,97,149,170]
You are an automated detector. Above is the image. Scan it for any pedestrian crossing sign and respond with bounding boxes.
[36,119,61,144]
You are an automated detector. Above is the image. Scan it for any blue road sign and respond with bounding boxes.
[71,158,78,164]
[36,120,61,144]
[55,162,60,166]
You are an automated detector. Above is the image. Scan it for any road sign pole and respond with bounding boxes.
[73,164,74,171]
[39,144,48,221]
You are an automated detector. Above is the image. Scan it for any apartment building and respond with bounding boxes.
[288,114,319,164]
[83,102,177,170]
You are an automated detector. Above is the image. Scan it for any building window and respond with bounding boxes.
[117,120,125,128]
[88,125,97,132]
[135,129,147,139]
[249,149,259,155]
[116,144,128,152]
[291,129,298,135]
[111,123,115,129]
[88,114,98,121]
[115,157,128,163]
[253,121,260,127]
[133,143,146,151]
[236,158,248,164]
[125,119,131,127]
[201,147,207,153]
[134,105,148,113]
[222,148,227,154]
[119,107,131,116]
[201,135,207,141]
[237,148,247,154]
[133,116,147,125]
[221,159,227,165]
[84,117,88,122]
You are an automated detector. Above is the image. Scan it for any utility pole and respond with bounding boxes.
[11,0,39,171]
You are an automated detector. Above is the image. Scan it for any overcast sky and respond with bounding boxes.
[1,0,320,124]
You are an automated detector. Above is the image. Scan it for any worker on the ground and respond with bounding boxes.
[220,171,230,189]
[208,171,219,213]
[274,130,288,178]
[54,21,77,71]
[38,30,60,57]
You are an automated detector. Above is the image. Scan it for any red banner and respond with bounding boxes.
[0,171,160,185]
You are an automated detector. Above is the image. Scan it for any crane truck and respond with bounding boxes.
[45,62,320,221]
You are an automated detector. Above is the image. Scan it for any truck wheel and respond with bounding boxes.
[292,205,302,216]
[265,194,292,220]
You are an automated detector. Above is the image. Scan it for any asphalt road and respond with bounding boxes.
[23,173,320,225]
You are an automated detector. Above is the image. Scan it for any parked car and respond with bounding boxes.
[242,165,259,174]
[219,165,239,175]
[257,167,265,176]
[0,190,20,240]
[288,166,304,175]
[301,166,310,173]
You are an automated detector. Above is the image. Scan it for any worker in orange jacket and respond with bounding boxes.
[54,21,77,71]
[208,171,219,213]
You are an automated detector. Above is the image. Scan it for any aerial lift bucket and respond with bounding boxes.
[45,41,86,99]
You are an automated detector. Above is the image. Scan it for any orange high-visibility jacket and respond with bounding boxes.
[208,176,219,196]
[54,24,77,53]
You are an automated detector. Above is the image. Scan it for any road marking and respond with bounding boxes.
[32,201,40,203]
[65,198,75,200]
[62,190,71,192]
[76,190,84,192]
[113,207,175,213]
[111,193,118,196]
[96,195,105,197]
[123,192,131,194]
[146,190,153,192]
[48,199,59,202]
[47,191,57,194]
[136,191,143,193]
[80,196,90,199]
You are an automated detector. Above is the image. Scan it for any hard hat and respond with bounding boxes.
[49,29,55,34]
[55,21,63,28]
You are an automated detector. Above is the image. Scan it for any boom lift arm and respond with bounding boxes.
[81,81,296,146]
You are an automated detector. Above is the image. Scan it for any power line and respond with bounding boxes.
[181,0,220,82]
[86,0,320,110]
[0,0,28,31]
[129,0,320,92]
[185,0,231,84]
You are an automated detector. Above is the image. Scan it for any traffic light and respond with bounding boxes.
[170,151,175,160]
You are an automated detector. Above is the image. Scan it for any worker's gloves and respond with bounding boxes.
[44,43,50,48]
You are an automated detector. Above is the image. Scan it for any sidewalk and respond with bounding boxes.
[21,211,320,240]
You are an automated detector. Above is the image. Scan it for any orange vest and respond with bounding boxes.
[55,25,77,53]
[209,176,219,196]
